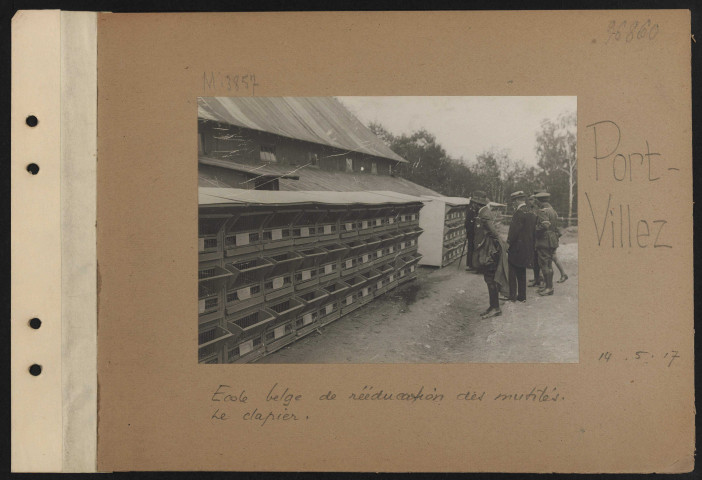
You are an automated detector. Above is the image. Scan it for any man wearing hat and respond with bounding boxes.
[470,191,502,318]
[506,191,535,302]
[533,191,559,296]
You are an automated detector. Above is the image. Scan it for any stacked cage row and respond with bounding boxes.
[198,191,424,364]
[417,196,471,267]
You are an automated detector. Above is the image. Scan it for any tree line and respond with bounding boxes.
[370,110,577,222]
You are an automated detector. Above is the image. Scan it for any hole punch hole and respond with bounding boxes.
[26,163,40,175]
[26,115,38,127]
[29,318,41,329]
[29,364,42,376]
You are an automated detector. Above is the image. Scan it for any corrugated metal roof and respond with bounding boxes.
[277,168,439,197]
[198,159,440,197]
[421,195,471,206]
[198,173,231,188]
[198,97,407,163]
[200,156,299,179]
[199,188,424,207]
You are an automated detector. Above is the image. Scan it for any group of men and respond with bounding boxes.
[464,189,568,319]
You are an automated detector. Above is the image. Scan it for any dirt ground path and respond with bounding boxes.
[259,241,579,364]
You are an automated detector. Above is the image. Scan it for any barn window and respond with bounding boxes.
[260,144,277,162]
[309,153,319,167]
[254,177,279,190]
[371,161,377,174]
[345,158,353,172]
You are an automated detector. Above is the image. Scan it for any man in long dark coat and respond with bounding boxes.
[470,191,502,318]
[506,191,535,302]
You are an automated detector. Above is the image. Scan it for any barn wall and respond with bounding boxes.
[199,120,397,176]
[198,164,253,189]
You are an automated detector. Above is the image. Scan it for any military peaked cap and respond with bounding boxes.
[471,191,489,205]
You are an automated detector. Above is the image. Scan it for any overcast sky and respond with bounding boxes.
[337,96,576,167]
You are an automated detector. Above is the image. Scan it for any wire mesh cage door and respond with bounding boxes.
[262,208,301,250]
[224,210,272,256]
[198,214,229,262]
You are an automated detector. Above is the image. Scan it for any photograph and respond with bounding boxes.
[197,96,578,364]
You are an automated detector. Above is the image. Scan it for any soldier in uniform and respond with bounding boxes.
[533,191,559,296]
[531,191,567,284]
[527,191,543,288]
[464,197,481,271]
[506,191,535,302]
[470,191,502,318]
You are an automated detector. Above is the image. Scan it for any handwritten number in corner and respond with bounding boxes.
[605,19,659,44]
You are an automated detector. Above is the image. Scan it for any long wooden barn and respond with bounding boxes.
[198,97,439,196]
[197,97,470,363]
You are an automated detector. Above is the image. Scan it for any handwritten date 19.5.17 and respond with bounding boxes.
[598,350,679,367]
[605,20,659,44]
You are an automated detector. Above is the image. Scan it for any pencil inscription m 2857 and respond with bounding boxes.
[203,71,259,95]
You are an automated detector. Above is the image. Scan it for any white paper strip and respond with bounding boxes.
[237,287,251,300]
[60,10,97,473]
[235,232,250,246]
[239,340,253,356]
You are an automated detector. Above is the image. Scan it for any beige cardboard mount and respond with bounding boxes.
[11,10,693,473]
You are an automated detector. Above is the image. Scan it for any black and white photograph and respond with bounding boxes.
[197,96,578,364]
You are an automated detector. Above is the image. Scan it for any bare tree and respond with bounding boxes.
[535,111,577,225]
